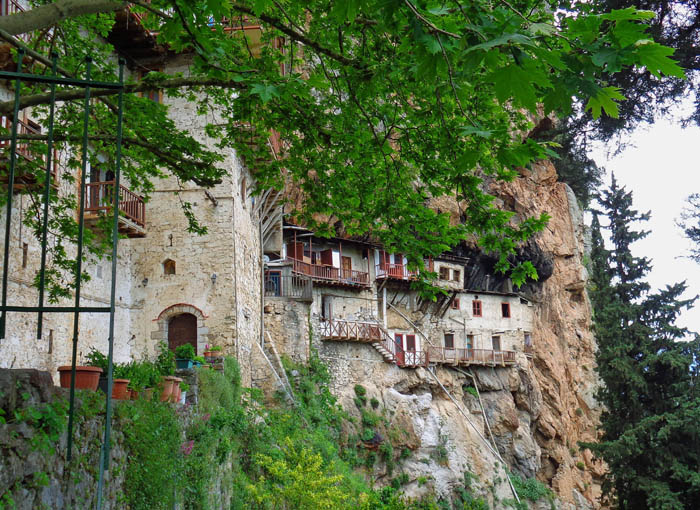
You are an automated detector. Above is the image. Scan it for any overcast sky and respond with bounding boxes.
[589,115,700,336]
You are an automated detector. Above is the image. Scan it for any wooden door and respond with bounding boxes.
[405,334,416,365]
[287,242,304,260]
[341,256,352,278]
[379,250,390,269]
[394,334,405,366]
[168,313,197,354]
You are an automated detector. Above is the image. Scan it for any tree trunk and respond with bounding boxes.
[0,0,127,36]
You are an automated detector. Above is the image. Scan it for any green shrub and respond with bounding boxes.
[465,386,479,399]
[118,400,182,510]
[175,344,196,360]
[370,397,380,409]
[155,341,175,376]
[84,348,109,371]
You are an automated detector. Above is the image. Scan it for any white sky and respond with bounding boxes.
[589,115,700,335]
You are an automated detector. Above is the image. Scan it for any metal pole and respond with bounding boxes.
[66,56,92,462]
[96,59,125,510]
[37,53,58,339]
[0,49,24,340]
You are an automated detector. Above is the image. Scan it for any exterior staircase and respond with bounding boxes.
[320,319,395,363]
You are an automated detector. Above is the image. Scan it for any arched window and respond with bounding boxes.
[163,259,176,275]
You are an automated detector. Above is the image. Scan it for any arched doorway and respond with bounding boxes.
[168,313,198,354]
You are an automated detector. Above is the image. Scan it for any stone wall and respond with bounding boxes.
[0,369,128,510]
[0,53,263,388]
[0,367,239,510]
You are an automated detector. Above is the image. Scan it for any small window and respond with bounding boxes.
[501,302,511,318]
[450,298,460,310]
[466,334,474,350]
[444,333,454,349]
[492,336,501,351]
[22,243,28,268]
[439,266,450,280]
[163,259,176,275]
[472,300,482,317]
[452,269,460,282]
[524,332,532,347]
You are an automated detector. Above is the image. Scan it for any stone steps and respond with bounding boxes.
[371,341,395,363]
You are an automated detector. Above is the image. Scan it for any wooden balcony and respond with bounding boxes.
[264,273,312,301]
[0,116,58,192]
[375,263,417,281]
[321,319,383,342]
[320,318,428,367]
[288,257,369,288]
[426,346,516,367]
[84,181,146,238]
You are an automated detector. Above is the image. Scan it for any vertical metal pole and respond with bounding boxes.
[0,49,24,340]
[66,57,92,462]
[96,59,125,510]
[37,53,59,339]
[382,286,387,329]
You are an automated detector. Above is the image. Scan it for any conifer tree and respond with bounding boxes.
[586,176,700,510]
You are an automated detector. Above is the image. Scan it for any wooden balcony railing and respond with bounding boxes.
[1,116,59,188]
[288,257,369,287]
[426,346,516,366]
[376,263,417,280]
[321,319,383,342]
[85,181,145,227]
[264,273,312,301]
[396,349,428,368]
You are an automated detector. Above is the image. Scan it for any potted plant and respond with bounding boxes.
[171,377,183,403]
[57,365,102,391]
[155,342,177,401]
[179,382,190,404]
[192,355,205,367]
[111,363,131,400]
[174,344,195,369]
[203,344,222,358]
[84,348,110,393]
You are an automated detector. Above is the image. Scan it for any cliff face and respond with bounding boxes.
[316,160,603,509]
[490,160,604,505]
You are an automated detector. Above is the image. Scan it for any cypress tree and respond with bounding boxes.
[586,176,700,510]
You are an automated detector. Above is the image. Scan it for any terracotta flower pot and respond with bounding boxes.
[112,379,130,400]
[144,388,154,401]
[57,366,103,391]
[171,377,182,403]
[159,376,175,402]
[203,350,215,358]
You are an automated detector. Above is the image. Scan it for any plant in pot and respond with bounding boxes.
[203,344,222,358]
[174,344,196,369]
[179,382,190,405]
[192,355,205,367]
[58,348,105,391]
[156,342,177,402]
[111,363,131,400]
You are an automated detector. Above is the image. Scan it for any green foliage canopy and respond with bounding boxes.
[1,0,684,290]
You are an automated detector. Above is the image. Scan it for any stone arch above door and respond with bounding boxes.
[152,304,209,354]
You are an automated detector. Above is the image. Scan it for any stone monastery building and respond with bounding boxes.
[0,2,534,388]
